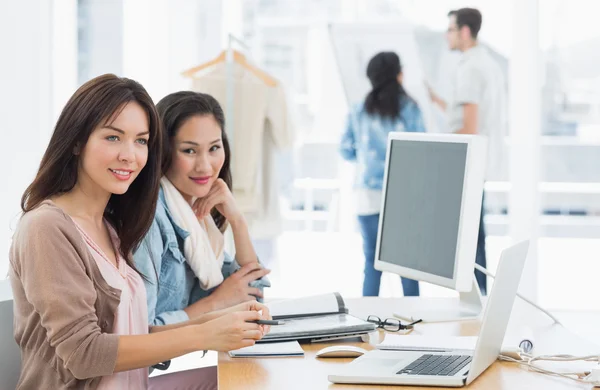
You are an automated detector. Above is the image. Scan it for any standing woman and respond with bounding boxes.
[10,74,270,390]
[340,52,426,297]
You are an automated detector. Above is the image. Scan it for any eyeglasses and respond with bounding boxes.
[367,315,422,332]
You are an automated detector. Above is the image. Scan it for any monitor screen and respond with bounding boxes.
[378,139,467,279]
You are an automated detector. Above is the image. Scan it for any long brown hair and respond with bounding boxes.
[21,74,162,264]
[156,91,232,231]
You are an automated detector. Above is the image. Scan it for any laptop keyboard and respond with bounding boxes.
[397,354,472,376]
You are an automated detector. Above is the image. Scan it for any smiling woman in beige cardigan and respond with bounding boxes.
[9,74,271,390]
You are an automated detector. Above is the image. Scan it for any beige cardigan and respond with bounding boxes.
[9,201,121,389]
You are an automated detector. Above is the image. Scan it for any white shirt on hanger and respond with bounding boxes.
[191,62,293,239]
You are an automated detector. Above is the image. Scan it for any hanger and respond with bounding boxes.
[182,49,278,87]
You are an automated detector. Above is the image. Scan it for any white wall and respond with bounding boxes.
[168,0,224,93]
[78,0,123,83]
[122,0,170,101]
[80,0,124,82]
[122,0,225,102]
[52,0,78,121]
[0,1,54,276]
[508,0,541,299]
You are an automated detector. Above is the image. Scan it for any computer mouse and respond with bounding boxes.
[316,345,368,358]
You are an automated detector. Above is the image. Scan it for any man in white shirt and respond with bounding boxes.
[429,8,506,295]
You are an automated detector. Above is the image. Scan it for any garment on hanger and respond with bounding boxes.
[185,60,293,239]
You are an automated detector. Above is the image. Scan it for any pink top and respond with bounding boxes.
[74,221,149,390]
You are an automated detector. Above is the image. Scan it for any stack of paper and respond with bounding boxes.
[228,341,304,358]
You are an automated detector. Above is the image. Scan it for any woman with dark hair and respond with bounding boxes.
[134,91,270,326]
[340,52,425,297]
[10,74,270,390]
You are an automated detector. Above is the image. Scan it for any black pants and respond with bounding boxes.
[475,196,487,295]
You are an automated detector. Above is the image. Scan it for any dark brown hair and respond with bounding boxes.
[449,8,482,39]
[156,91,232,231]
[21,74,162,266]
[365,51,409,119]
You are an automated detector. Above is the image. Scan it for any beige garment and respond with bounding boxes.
[191,62,293,238]
[9,201,121,390]
[249,124,284,239]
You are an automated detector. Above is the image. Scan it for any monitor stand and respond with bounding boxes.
[393,276,483,323]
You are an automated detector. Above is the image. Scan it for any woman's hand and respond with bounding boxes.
[193,178,242,224]
[220,300,272,335]
[195,310,267,351]
[209,262,271,310]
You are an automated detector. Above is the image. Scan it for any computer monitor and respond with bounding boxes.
[374,132,488,322]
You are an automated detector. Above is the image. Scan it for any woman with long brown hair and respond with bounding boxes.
[10,74,270,390]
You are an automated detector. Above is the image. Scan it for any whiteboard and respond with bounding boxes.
[329,22,438,133]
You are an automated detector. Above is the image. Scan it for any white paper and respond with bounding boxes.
[376,335,477,351]
[228,341,304,357]
[149,350,217,378]
[266,293,341,319]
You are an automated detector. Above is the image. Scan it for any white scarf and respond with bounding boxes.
[160,177,225,290]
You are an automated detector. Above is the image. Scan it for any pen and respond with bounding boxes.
[248,319,286,325]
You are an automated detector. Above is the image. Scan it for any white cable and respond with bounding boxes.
[474,264,563,325]
[499,353,600,385]
[530,354,600,363]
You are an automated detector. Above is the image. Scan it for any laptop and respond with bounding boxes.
[328,241,529,387]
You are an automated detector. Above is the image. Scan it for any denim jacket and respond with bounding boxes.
[340,95,426,190]
[133,188,271,326]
